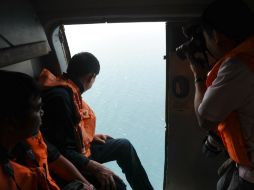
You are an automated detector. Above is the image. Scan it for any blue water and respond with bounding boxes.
[65,22,166,190]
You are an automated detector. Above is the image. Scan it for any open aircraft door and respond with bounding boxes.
[163,22,225,190]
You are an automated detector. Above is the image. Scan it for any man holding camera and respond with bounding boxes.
[186,0,254,189]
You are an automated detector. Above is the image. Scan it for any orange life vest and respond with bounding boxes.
[39,69,96,157]
[206,36,254,166]
[25,131,60,190]
[0,145,54,190]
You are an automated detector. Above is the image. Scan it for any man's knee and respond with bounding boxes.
[117,138,134,152]
[118,138,131,145]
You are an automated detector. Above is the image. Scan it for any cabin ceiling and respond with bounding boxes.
[34,0,211,12]
[32,0,214,25]
[32,0,254,26]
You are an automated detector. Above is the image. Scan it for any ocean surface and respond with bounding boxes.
[65,22,166,190]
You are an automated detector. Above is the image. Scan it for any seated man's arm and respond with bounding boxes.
[49,154,92,186]
[44,139,90,186]
[42,139,95,190]
[63,141,122,190]
[42,89,121,189]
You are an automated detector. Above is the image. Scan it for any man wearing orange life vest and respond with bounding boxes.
[0,70,95,190]
[0,70,49,190]
[40,52,154,190]
[188,0,254,189]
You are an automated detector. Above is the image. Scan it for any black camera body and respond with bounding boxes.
[176,24,210,68]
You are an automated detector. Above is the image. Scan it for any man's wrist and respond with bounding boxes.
[85,160,101,173]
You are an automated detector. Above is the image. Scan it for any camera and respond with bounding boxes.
[176,24,210,68]
[202,131,224,157]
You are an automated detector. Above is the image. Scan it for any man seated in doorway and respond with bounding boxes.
[0,70,94,190]
[39,52,154,190]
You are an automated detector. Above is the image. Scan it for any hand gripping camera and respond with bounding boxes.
[175,24,210,69]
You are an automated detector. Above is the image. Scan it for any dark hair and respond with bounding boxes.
[0,70,40,122]
[67,52,100,78]
[201,0,254,42]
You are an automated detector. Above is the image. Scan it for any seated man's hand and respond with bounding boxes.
[85,184,97,190]
[93,134,112,144]
[86,160,122,190]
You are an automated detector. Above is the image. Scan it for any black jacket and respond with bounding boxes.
[41,74,90,170]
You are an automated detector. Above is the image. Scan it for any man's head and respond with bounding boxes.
[201,0,254,59]
[67,52,100,91]
[0,70,42,142]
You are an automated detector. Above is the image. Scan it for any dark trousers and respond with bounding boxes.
[217,159,254,190]
[90,138,154,190]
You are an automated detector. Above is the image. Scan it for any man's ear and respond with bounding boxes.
[216,31,236,49]
[87,73,95,82]
[80,73,93,83]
